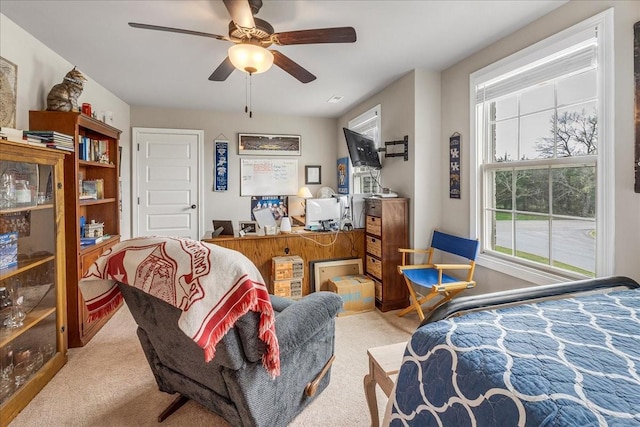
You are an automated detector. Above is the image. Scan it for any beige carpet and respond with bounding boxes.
[9,303,417,426]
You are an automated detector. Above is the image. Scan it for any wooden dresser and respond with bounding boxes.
[364,197,409,311]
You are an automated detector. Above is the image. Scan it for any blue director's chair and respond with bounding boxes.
[397,230,480,321]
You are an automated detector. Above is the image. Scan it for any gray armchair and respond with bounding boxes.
[118,283,342,426]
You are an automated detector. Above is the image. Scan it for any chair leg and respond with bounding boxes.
[158,394,189,422]
[305,354,335,397]
[429,290,463,312]
[397,278,426,321]
[418,290,466,321]
[398,285,442,322]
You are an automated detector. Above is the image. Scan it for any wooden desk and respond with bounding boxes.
[203,228,365,295]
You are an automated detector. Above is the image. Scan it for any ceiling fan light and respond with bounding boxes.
[228,43,274,74]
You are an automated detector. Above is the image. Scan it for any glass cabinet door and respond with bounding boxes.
[0,143,66,417]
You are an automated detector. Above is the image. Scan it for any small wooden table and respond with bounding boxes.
[363,342,407,427]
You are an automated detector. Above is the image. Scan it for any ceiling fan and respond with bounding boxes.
[129,0,357,84]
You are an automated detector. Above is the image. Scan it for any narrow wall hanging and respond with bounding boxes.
[634,20,639,192]
[215,140,228,191]
[449,132,461,199]
[337,157,349,194]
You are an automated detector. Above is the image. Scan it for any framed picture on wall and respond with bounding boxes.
[305,165,321,185]
[0,56,18,128]
[238,133,301,156]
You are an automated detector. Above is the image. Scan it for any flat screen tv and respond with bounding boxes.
[343,127,382,170]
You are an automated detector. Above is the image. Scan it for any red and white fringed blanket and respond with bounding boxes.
[79,236,280,378]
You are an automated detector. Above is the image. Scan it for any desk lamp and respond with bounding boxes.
[293,186,314,226]
[297,186,313,211]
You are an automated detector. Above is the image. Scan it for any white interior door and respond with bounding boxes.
[132,128,204,240]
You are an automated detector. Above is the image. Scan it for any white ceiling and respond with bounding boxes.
[1,0,568,118]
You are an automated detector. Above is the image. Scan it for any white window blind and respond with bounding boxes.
[476,40,596,104]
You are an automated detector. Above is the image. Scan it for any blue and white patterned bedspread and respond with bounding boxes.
[390,289,640,426]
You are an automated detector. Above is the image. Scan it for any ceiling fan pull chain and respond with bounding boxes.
[249,72,253,118]
[244,73,249,114]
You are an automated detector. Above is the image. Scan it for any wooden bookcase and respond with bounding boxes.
[29,111,122,347]
[364,197,409,311]
[0,141,68,425]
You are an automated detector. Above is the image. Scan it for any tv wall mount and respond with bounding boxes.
[378,135,409,161]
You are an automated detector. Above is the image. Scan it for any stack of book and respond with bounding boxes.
[23,130,75,152]
[0,127,24,143]
[0,127,49,146]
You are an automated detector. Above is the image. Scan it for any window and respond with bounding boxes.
[470,11,613,283]
[348,105,381,194]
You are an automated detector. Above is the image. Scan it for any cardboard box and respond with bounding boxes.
[0,232,18,269]
[272,255,304,280]
[273,277,302,298]
[327,275,375,316]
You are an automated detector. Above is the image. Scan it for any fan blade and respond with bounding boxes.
[273,27,356,45]
[223,0,255,30]
[271,51,316,84]
[128,22,228,40]
[208,57,235,81]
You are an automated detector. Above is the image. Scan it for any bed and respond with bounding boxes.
[387,276,640,426]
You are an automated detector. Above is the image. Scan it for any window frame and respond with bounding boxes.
[469,9,614,284]
[348,104,382,194]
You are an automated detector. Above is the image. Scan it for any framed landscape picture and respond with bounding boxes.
[238,133,301,156]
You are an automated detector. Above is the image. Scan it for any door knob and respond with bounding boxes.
[190,204,197,209]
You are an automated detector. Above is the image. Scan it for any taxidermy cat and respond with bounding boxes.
[46,67,87,112]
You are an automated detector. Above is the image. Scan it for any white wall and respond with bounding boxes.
[337,70,442,250]
[130,106,337,237]
[0,14,132,239]
[440,0,640,290]
[413,69,442,250]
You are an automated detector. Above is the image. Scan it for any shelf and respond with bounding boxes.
[79,235,120,255]
[79,197,117,206]
[0,306,57,347]
[0,255,55,281]
[0,204,54,215]
[77,113,121,139]
[78,160,116,169]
